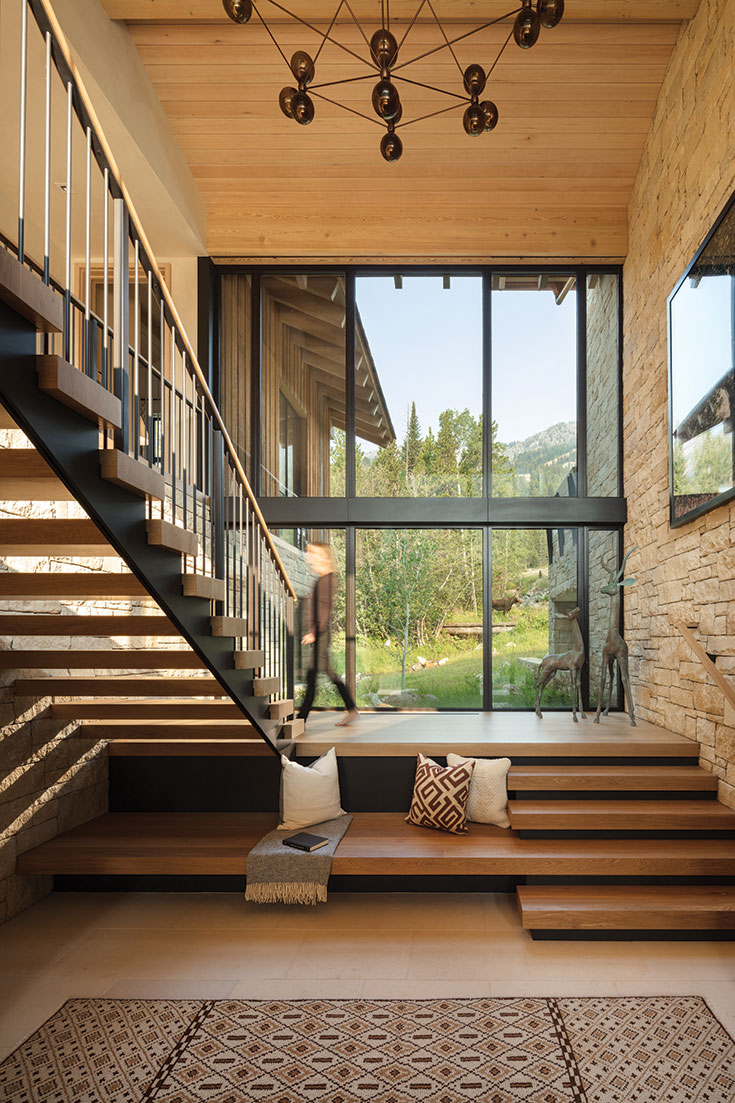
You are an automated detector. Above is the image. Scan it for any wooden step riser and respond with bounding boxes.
[513,790,718,800]
[509,801,735,832]
[509,767,717,792]
[52,703,250,720]
[76,722,255,738]
[0,616,176,636]
[211,616,249,638]
[518,885,735,931]
[0,252,63,333]
[522,911,735,931]
[99,449,165,500]
[0,519,113,557]
[0,448,74,500]
[108,740,273,757]
[147,518,199,557]
[182,574,226,601]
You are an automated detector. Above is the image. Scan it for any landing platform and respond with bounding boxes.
[293,711,696,759]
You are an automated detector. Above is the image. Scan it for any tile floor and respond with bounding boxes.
[1,891,735,1061]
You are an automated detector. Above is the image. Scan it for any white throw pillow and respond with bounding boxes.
[278,747,345,830]
[446,753,511,828]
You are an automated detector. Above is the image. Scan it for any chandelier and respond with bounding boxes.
[222,1,565,162]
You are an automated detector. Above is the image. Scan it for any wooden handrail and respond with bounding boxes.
[673,621,735,712]
[32,0,296,600]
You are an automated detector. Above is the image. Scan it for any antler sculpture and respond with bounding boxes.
[594,546,637,727]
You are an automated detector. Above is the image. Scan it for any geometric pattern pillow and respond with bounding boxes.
[446,753,511,828]
[405,752,475,834]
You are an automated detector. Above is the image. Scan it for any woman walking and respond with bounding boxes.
[297,541,359,727]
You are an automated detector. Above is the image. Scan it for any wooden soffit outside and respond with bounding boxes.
[107,1,697,260]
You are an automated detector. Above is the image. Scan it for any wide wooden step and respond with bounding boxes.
[0,572,148,599]
[0,649,205,669]
[508,799,735,832]
[14,677,226,697]
[252,676,279,696]
[269,698,294,720]
[517,885,735,931]
[108,740,273,757]
[38,354,121,426]
[234,650,265,670]
[0,615,176,636]
[147,518,198,557]
[0,448,73,500]
[0,406,18,429]
[52,699,248,719]
[16,812,735,877]
[99,449,165,500]
[508,764,718,793]
[74,719,256,739]
[0,518,112,556]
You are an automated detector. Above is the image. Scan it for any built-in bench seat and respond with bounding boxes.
[17,811,735,878]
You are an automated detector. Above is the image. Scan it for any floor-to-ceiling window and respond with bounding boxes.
[213,265,625,712]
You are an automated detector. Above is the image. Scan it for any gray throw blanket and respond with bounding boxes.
[245,815,353,905]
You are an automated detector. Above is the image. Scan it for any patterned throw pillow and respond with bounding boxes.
[405,753,475,834]
[446,753,512,828]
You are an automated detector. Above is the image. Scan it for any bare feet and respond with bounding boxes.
[335,710,359,728]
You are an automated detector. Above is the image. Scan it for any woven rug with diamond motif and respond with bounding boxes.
[1,995,734,1102]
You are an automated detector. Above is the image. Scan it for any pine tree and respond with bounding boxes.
[403,402,423,479]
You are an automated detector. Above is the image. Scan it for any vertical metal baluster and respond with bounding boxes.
[224,467,230,617]
[191,382,198,552]
[181,351,187,531]
[159,298,166,508]
[238,484,244,622]
[103,169,109,388]
[147,275,153,472]
[209,418,215,583]
[43,30,51,285]
[63,83,72,363]
[133,241,139,458]
[84,127,91,376]
[170,328,177,523]
[18,0,27,264]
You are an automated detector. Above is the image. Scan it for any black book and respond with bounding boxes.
[283,832,329,852]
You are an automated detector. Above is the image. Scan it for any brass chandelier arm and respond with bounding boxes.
[259,0,374,69]
[392,73,469,102]
[391,8,522,73]
[314,0,347,64]
[426,0,464,80]
[396,0,428,53]
[251,0,292,70]
[310,90,384,126]
[486,26,515,81]
[395,99,466,130]
[310,72,378,92]
[343,0,372,50]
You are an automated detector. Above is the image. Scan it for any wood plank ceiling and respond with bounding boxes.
[103,0,696,260]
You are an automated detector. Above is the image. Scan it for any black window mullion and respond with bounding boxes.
[577,267,588,499]
[345,270,356,499]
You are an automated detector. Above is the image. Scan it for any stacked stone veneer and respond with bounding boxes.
[0,427,194,924]
[624,0,735,806]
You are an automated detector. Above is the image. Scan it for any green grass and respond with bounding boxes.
[297,605,576,711]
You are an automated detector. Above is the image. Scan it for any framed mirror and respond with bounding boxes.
[669,190,735,526]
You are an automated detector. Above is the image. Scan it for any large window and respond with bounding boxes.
[214,264,625,711]
[355,276,483,497]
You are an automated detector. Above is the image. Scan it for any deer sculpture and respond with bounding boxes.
[594,546,637,727]
[534,606,586,722]
[492,588,521,622]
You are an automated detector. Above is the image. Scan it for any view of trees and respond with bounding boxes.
[673,431,733,496]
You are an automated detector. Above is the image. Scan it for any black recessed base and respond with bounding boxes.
[530,929,735,941]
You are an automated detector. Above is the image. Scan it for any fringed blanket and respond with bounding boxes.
[245,815,353,905]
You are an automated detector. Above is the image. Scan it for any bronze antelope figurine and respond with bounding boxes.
[594,547,637,727]
[534,606,586,722]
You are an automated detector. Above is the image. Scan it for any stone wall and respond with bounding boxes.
[623,0,735,805]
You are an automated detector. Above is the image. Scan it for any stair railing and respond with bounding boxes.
[3,0,296,707]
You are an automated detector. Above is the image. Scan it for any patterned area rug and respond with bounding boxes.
[1,996,734,1102]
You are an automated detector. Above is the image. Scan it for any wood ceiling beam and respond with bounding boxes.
[264,279,345,326]
[102,0,698,23]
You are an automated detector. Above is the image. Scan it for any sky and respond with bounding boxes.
[355,275,578,450]
[670,274,734,427]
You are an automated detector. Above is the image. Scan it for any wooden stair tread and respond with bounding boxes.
[0,406,19,430]
[253,676,279,696]
[38,355,121,426]
[0,518,112,556]
[0,615,176,636]
[269,699,294,719]
[0,650,206,669]
[15,677,226,696]
[16,812,735,877]
[508,765,718,791]
[108,740,273,757]
[0,573,148,599]
[0,448,74,500]
[99,449,165,500]
[182,574,226,601]
[0,251,63,333]
[147,518,198,557]
[211,615,248,637]
[74,719,256,738]
[508,799,735,830]
[52,700,250,719]
[517,885,735,930]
